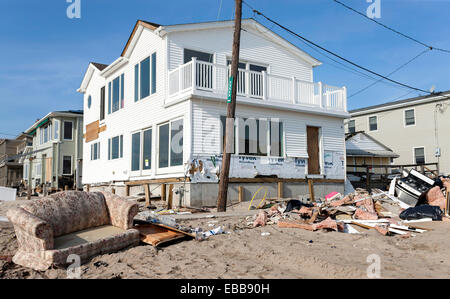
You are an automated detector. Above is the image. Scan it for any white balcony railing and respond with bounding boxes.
[168,58,347,112]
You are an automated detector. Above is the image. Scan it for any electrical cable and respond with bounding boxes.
[242,0,430,94]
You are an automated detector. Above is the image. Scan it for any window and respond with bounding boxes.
[269,120,284,157]
[414,147,425,164]
[87,95,92,109]
[131,128,152,172]
[158,119,183,168]
[63,156,72,175]
[348,120,355,133]
[91,142,100,160]
[239,118,267,156]
[108,135,123,160]
[369,116,377,131]
[131,132,141,171]
[63,121,73,140]
[54,120,60,140]
[135,53,157,101]
[109,74,124,114]
[184,49,213,63]
[405,109,415,126]
[100,86,105,120]
[226,60,267,97]
[24,164,28,179]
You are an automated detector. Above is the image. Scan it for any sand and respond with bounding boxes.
[1,199,450,279]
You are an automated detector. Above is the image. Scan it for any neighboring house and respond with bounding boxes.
[77,19,349,206]
[0,139,24,188]
[23,111,84,191]
[347,91,450,175]
[345,131,399,175]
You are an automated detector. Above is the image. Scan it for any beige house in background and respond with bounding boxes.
[347,91,450,175]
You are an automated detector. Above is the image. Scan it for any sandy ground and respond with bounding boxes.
[1,198,450,279]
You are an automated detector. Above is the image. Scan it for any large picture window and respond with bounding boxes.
[158,119,183,168]
[135,52,157,101]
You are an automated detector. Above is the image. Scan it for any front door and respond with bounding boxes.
[307,126,320,175]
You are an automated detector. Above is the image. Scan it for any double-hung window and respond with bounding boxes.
[131,128,152,172]
[405,109,415,126]
[53,120,60,140]
[108,74,125,114]
[91,142,100,160]
[369,116,378,131]
[348,120,355,133]
[158,119,183,168]
[135,52,157,101]
[414,147,425,164]
[63,121,73,140]
[63,156,72,175]
[108,135,123,160]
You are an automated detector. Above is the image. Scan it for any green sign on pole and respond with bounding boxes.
[227,76,234,103]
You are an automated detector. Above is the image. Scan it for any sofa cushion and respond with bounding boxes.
[53,225,126,250]
[22,191,110,237]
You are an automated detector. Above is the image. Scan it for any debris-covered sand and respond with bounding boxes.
[2,197,450,279]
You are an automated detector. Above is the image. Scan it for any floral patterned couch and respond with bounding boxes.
[7,191,140,271]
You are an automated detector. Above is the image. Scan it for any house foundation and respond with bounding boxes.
[86,179,344,208]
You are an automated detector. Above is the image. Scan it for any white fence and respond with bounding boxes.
[168,58,347,111]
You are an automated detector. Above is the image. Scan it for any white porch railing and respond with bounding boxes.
[168,58,347,112]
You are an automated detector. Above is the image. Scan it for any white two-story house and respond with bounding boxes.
[78,19,349,207]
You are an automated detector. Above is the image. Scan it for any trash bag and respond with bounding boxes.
[399,205,443,221]
[285,200,313,213]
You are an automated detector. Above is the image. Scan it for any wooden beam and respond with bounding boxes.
[167,184,174,209]
[144,184,151,208]
[161,184,166,202]
[125,185,130,197]
[278,182,283,199]
[308,179,315,202]
[238,186,244,203]
[125,177,189,186]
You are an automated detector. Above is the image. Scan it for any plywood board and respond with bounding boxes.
[85,120,99,143]
[136,224,186,247]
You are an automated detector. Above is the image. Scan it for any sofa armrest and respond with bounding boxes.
[101,192,139,230]
[7,208,54,251]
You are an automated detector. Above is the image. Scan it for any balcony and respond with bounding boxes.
[168,58,347,113]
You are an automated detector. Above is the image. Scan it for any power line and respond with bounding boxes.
[332,0,450,54]
[242,0,430,94]
[349,48,431,98]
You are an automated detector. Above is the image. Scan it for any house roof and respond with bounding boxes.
[345,131,399,158]
[349,90,450,116]
[91,62,109,71]
[24,110,83,135]
[120,18,321,66]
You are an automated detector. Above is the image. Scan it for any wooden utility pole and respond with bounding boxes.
[217,0,242,212]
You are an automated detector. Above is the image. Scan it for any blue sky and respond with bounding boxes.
[1,0,450,138]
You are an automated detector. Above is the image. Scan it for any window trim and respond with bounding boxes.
[130,127,153,174]
[62,155,73,175]
[63,120,74,141]
[108,74,125,114]
[368,115,378,132]
[404,108,416,127]
[413,146,426,165]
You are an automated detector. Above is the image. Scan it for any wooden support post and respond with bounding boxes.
[308,179,315,202]
[161,184,166,202]
[144,184,151,208]
[366,166,371,193]
[217,0,243,212]
[111,187,116,195]
[86,184,90,193]
[64,185,69,191]
[278,182,283,199]
[167,184,174,210]
[238,186,244,203]
[125,185,130,197]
